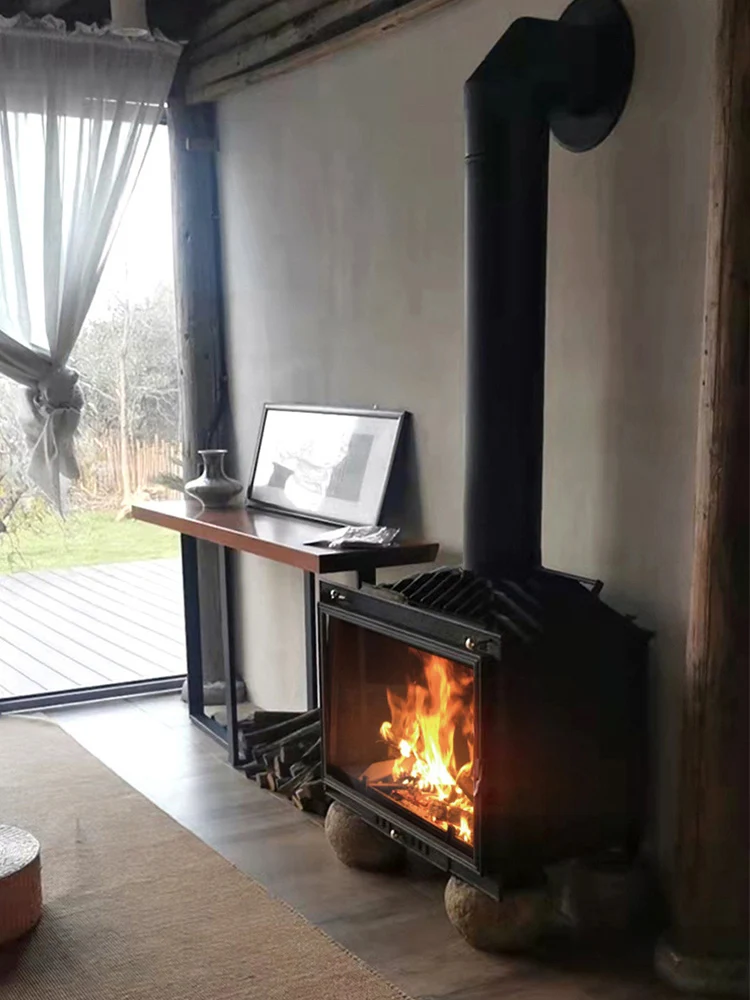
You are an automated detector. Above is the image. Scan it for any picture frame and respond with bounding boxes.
[246,404,407,527]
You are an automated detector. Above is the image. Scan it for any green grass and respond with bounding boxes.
[0,510,179,575]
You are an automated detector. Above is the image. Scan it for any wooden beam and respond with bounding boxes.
[192,0,275,46]
[658,0,749,991]
[189,0,324,63]
[189,0,407,93]
[186,0,459,103]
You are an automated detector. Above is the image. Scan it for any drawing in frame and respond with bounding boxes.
[247,404,407,526]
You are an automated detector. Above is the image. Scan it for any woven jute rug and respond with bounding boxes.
[0,716,410,1000]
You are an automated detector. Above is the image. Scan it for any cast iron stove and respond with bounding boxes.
[319,568,648,897]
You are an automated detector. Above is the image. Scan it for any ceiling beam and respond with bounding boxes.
[191,0,321,61]
[192,0,272,46]
[186,0,460,102]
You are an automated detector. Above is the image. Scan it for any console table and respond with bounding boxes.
[132,500,438,765]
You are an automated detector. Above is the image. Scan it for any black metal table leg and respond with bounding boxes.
[303,571,318,710]
[180,533,204,719]
[217,543,240,766]
[180,534,240,762]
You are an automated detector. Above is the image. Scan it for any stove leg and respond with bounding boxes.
[324,801,405,872]
[444,875,551,953]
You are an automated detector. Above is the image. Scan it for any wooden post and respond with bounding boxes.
[656,0,749,992]
[168,79,245,703]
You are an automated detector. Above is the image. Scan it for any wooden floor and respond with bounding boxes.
[0,561,185,698]
[41,695,698,1000]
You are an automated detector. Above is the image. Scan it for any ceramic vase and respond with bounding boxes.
[185,449,242,508]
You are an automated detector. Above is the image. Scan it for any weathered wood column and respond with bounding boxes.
[656,0,748,992]
[168,79,245,703]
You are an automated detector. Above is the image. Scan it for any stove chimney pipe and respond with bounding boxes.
[463,0,633,585]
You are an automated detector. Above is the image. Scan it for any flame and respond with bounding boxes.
[372,651,474,845]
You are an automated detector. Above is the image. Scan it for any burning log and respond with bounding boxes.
[361,760,399,784]
[456,763,474,800]
[371,649,475,846]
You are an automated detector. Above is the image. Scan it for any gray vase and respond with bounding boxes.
[185,449,243,509]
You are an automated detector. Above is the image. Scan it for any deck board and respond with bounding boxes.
[0,560,186,699]
[0,652,46,696]
[31,567,184,632]
[67,563,183,614]
[0,607,129,687]
[50,565,183,619]
[5,574,185,653]
[0,587,172,683]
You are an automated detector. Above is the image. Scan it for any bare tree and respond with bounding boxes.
[72,283,180,504]
[0,282,180,521]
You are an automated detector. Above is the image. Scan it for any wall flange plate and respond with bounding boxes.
[550,0,635,153]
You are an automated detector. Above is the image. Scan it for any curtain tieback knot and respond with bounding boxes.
[33,366,84,416]
[20,366,85,511]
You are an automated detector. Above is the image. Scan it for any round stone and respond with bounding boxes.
[561,855,649,933]
[0,825,42,945]
[444,875,551,952]
[324,802,406,872]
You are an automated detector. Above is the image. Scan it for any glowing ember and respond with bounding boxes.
[364,650,475,846]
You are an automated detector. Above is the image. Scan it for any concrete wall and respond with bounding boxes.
[216,0,715,860]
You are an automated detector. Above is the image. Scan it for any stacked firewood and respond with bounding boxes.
[240,708,329,816]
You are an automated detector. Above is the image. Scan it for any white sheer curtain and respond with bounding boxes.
[0,14,181,509]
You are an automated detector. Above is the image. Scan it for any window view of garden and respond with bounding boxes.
[0,128,181,576]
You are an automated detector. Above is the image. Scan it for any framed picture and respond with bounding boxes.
[247,404,407,526]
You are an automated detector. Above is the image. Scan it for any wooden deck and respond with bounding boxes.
[0,559,185,699]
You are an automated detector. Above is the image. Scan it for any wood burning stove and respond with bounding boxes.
[320,569,648,898]
[319,0,645,903]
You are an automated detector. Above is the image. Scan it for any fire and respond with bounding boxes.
[371,651,475,846]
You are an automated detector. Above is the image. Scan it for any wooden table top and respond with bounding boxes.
[132,501,439,575]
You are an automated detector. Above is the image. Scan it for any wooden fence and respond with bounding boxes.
[78,434,181,502]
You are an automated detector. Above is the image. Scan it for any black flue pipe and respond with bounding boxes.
[464,81,550,581]
[462,3,634,584]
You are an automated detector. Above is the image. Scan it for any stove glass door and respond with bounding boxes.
[323,616,476,851]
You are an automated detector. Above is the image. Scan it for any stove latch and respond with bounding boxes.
[464,636,500,657]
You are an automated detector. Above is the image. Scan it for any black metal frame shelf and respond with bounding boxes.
[182,531,387,766]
